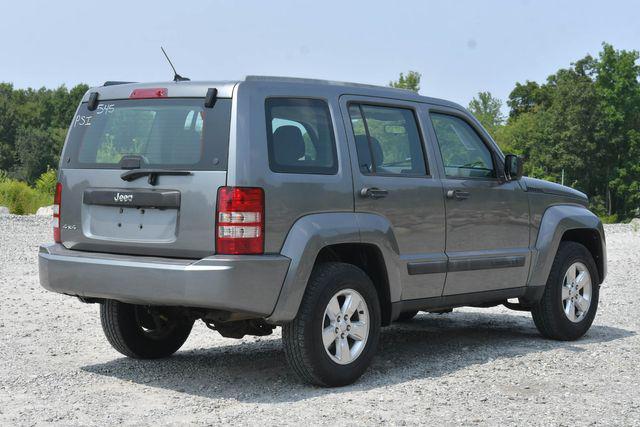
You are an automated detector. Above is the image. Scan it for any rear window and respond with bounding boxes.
[63,98,231,170]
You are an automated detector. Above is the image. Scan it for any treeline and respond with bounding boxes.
[1,43,639,221]
[0,83,88,184]
[467,43,640,222]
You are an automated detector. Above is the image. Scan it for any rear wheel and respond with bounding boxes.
[531,242,600,341]
[282,262,381,387]
[100,300,194,359]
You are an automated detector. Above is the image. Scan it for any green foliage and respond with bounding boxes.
[0,179,52,214]
[506,81,548,119]
[493,43,640,222]
[599,214,619,224]
[0,83,84,214]
[14,126,66,184]
[35,168,58,196]
[468,92,504,136]
[389,71,421,92]
[0,83,88,182]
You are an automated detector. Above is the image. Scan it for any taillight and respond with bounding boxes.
[53,182,62,243]
[216,187,264,255]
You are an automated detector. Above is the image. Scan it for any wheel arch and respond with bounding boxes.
[315,243,393,326]
[266,212,401,325]
[560,228,605,284]
[530,205,607,287]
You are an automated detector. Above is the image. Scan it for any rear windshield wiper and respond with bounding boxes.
[120,169,192,186]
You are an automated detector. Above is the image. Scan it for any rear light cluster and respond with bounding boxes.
[53,182,62,243]
[215,187,265,255]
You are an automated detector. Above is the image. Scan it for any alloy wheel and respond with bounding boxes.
[561,262,592,323]
[322,289,370,365]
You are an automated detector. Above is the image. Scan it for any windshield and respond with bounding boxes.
[63,98,231,170]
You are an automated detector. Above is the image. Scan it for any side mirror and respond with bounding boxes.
[504,154,523,181]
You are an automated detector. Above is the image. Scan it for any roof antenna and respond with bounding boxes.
[161,47,190,82]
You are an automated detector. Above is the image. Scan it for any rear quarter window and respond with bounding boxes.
[265,98,338,174]
[63,98,231,170]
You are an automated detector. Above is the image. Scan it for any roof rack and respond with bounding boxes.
[245,75,408,91]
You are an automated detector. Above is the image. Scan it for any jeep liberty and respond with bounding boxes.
[39,77,606,386]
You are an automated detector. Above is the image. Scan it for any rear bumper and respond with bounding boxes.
[38,243,290,317]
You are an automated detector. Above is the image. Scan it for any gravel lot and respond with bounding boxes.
[1,215,638,425]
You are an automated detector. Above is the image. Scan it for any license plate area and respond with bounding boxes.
[83,205,178,243]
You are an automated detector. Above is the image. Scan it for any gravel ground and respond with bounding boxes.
[1,215,639,426]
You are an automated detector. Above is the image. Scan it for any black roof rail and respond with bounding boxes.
[103,81,136,87]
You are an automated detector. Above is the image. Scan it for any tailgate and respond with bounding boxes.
[58,96,231,258]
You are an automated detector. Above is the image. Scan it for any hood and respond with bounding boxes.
[523,177,588,203]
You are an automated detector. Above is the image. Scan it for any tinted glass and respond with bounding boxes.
[430,113,495,178]
[348,105,372,174]
[265,98,337,174]
[64,98,231,170]
[348,104,427,176]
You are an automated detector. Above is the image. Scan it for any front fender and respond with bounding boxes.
[266,212,402,324]
[529,204,606,287]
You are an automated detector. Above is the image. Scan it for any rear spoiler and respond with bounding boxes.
[88,82,136,110]
[103,81,136,87]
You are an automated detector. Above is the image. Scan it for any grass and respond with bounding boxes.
[0,178,53,214]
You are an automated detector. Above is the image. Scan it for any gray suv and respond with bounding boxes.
[39,76,606,386]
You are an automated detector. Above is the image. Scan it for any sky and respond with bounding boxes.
[1,0,639,112]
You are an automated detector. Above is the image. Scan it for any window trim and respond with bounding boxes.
[347,101,430,178]
[428,109,502,181]
[264,97,339,175]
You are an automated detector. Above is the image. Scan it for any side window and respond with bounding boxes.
[348,103,427,176]
[430,113,495,178]
[265,98,338,174]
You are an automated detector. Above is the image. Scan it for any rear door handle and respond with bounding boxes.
[446,189,470,200]
[360,187,388,199]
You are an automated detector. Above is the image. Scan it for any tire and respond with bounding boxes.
[396,310,419,322]
[282,262,381,387]
[100,300,194,359]
[531,242,600,341]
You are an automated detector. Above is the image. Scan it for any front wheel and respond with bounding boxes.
[531,242,600,341]
[282,262,381,387]
[100,300,194,359]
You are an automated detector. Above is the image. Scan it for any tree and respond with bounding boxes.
[389,71,421,92]
[0,83,87,181]
[0,83,17,170]
[497,43,640,221]
[592,43,640,218]
[13,126,66,184]
[506,81,549,119]
[468,92,504,135]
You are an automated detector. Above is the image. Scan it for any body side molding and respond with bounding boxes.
[408,255,525,275]
[448,255,525,272]
[407,260,447,275]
